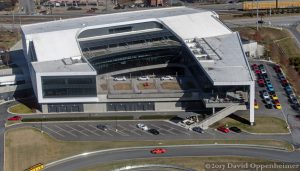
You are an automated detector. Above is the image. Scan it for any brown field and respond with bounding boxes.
[161,82,181,90]
[113,83,131,90]
[137,82,156,90]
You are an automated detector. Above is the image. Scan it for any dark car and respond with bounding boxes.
[96,124,108,131]
[229,126,241,133]
[148,129,159,135]
[192,127,203,133]
[291,103,300,111]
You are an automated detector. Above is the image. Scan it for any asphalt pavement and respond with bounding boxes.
[44,145,300,171]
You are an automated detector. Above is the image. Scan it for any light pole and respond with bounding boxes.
[256,0,259,31]
[115,119,118,132]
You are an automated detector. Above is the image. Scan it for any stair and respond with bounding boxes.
[193,104,242,130]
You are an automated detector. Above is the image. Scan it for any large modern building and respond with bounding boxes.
[21,7,255,128]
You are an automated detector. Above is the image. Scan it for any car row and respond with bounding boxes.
[217,126,241,133]
[113,75,174,81]
[273,65,299,111]
[137,123,160,135]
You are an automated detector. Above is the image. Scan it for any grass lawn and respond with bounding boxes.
[5,127,293,171]
[79,156,271,171]
[211,115,289,134]
[8,103,32,114]
[0,29,19,50]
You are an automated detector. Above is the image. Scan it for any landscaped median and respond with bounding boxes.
[211,115,290,134]
[8,103,33,114]
[78,156,271,171]
[5,127,294,171]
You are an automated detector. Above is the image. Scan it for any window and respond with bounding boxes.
[108,26,132,34]
[42,76,97,98]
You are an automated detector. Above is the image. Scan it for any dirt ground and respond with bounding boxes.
[0,29,19,50]
[235,26,300,95]
[113,83,131,90]
[137,82,155,90]
[161,82,181,90]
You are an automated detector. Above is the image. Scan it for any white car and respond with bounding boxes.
[114,76,126,81]
[261,69,267,74]
[262,92,270,100]
[136,123,149,131]
[160,76,174,80]
[137,76,149,81]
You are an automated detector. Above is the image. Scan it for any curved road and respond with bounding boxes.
[44,145,300,171]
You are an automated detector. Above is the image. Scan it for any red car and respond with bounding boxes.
[281,79,288,85]
[273,99,280,105]
[255,70,261,75]
[252,64,258,70]
[257,79,265,87]
[217,126,230,133]
[274,65,281,73]
[150,148,167,154]
[7,116,22,121]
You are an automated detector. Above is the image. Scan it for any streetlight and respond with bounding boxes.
[41,115,45,133]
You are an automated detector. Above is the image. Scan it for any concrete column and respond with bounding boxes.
[249,82,255,125]
[212,107,215,114]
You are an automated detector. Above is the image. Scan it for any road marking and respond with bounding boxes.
[54,125,77,137]
[43,125,65,137]
[78,125,101,137]
[87,124,113,136]
[120,125,141,136]
[64,125,88,137]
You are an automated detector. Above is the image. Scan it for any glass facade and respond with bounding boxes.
[41,76,97,98]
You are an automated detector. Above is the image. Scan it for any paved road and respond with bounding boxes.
[44,145,300,171]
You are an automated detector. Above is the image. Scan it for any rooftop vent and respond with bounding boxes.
[62,57,82,65]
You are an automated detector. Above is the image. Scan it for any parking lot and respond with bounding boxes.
[25,120,291,142]
[248,61,299,118]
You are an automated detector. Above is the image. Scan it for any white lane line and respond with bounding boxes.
[169,128,191,136]
[87,124,113,136]
[43,125,65,137]
[118,125,141,136]
[54,125,77,137]
[78,125,101,137]
[64,125,89,137]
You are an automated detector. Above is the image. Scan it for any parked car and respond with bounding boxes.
[271,94,278,100]
[259,64,265,70]
[114,76,126,81]
[255,70,261,75]
[262,91,270,100]
[275,103,282,109]
[148,129,159,135]
[137,123,149,131]
[281,79,288,86]
[260,69,267,75]
[285,85,293,95]
[96,124,108,131]
[229,126,241,133]
[254,99,259,109]
[182,119,195,125]
[291,103,300,111]
[257,79,265,87]
[160,76,174,80]
[217,126,230,133]
[289,94,299,104]
[252,64,258,70]
[137,76,149,81]
[273,65,281,73]
[192,127,203,133]
[7,116,22,121]
[265,98,273,109]
[150,148,167,154]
